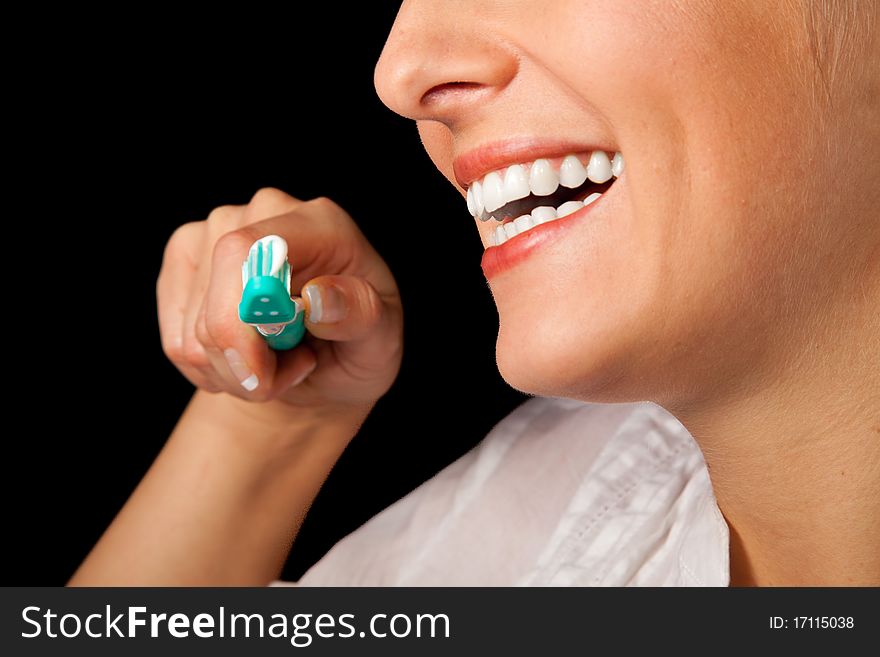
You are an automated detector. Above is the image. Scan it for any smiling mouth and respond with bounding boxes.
[465,150,624,246]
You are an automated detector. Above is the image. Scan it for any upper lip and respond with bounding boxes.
[452,137,618,191]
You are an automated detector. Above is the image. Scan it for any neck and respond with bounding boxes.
[668,255,880,586]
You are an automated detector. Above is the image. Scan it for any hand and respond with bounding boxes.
[156,188,403,425]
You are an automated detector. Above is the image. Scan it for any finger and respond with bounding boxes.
[156,222,222,392]
[242,187,307,225]
[201,230,281,398]
[301,273,403,378]
[301,274,386,341]
[267,341,319,396]
[181,273,216,388]
[156,222,201,355]
[181,206,245,388]
[195,294,258,393]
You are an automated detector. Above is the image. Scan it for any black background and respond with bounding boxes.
[8,7,526,584]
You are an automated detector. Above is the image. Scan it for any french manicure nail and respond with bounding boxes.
[224,348,259,391]
[303,284,347,323]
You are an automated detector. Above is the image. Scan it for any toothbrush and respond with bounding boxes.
[238,235,305,351]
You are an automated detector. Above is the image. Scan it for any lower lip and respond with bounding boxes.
[480,195,607,279]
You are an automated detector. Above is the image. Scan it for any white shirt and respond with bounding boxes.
[272,396,730,586]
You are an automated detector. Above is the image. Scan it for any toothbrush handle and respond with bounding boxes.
[261,315,306,351]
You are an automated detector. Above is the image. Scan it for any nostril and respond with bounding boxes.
[420,81,484,107]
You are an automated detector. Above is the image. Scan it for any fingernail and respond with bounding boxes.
[303,284,347,323]
[289,360,317,388]
[224,348,259,391]
[292,296,305,319]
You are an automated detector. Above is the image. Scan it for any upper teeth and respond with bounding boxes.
[466,150,625,219]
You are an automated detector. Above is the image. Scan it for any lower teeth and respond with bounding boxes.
[489,191,603,246]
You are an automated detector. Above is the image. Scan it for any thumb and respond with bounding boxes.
[300,274,389,343]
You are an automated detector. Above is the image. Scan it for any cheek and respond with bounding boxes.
[495,1,822,401]
[417,122,457,190]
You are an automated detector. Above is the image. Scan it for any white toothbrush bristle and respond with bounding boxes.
[256,235,288,277]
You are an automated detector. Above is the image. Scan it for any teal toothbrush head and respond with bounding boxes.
[238,235,305,351]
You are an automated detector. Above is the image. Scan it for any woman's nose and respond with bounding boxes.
[374,0,517,127]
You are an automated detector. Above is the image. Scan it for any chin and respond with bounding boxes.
[494,316,640,404]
